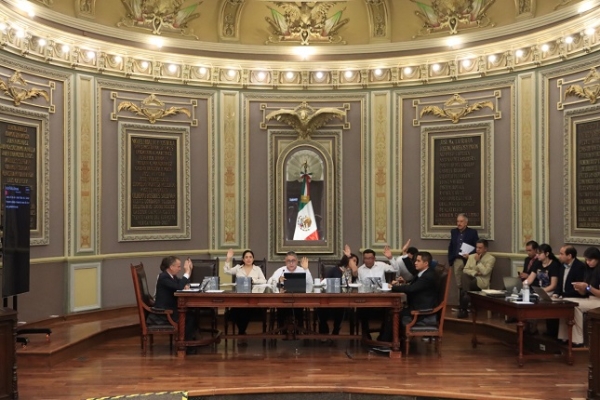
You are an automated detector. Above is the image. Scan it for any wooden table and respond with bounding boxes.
[176,288,405,358]
[469,292,577,367]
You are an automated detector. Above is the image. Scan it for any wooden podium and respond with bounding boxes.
[0,308,17,400]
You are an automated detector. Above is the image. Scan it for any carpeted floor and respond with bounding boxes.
[86,391,187,400]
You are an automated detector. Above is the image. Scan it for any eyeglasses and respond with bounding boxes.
[285,259,297,264]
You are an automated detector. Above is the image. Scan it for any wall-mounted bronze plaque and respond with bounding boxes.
[575,119,600,230]
[129,136,178,228]
[433,135,482,226]
[0,121,37,230]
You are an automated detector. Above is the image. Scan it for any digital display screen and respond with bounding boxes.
[2,184,30,297]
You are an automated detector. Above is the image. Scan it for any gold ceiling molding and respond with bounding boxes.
[365,0,389,41]
[116,93,192,123]
[75,0,97,18]
[219,0,245,41]
[411,0,496,37]
[117,0,202,39]
[555,0,574,10]
[0,71,50,107]
[418,93,495,124]
[564,67,600,104]
[265,2,349,45]
[264,101,348,139]
[514,0,535,18]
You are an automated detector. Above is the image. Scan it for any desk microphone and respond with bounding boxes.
[199,279,210,293]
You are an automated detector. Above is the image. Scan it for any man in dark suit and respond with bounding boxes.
[377,251,439,343]
[447,213,479,296]
[152,256,197,344]
[555,245,586,298]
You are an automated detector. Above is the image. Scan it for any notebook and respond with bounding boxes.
[283,272,307,293]
[503,276,522,294]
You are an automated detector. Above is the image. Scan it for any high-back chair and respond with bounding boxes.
[130,263,178,354]
[189,258,219,335]
[403,264,452,356]
[318,258,340,280]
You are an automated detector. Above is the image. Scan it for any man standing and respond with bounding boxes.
[457,239,495,318]
[448,213,479,297]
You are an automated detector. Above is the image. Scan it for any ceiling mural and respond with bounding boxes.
[265,1,349,45]
[117,0,202,38]
[411,0,496,37]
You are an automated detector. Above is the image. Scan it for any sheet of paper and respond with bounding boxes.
[460,242,475,255]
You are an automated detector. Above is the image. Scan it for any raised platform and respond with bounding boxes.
[16,307,139,367]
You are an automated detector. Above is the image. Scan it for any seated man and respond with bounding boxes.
[354,247,399,337]
[151,256,198,352]
[267,251,312,331]
[557,246,600,347]
[384,239,418,283]
[378,251,439,343]
[458,239,496,318]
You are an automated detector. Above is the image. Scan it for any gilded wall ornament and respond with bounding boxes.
[76,0,96,18]
[411,0,496,36]
[265,101,346,139]
[118,0,202,39]
[265,2,349,45]
[420,94,494,123]
[0,71,50,106]
[564,68,600,104]
[117,93,191,123]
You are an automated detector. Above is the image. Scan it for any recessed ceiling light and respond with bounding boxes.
[488,54,497,62]
[15,29,25,38]
[515,49,524,58]
[227,69,236,77]
[0,22,6,31]
[86,50,95,58]
[140,61,149,69]
[431,64,441,72]
[38,38,46,47]
[446,36,461,47]
[168,64,177,73]
[149,37,163,48]
[462,59,471,67]
[344,70,353,79]
[257,71,266,81]
[540,44,549,52]
[404,67,412,74]
[315,71,323,79]
[198,67,207,75]
[578,0,594,13]
[286,71,295,80]
[585,27,596,36]
[374,68,382,76]
[61,44,69,53]
[565,36,574,44]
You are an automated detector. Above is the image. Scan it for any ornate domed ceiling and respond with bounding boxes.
[0,0,599,87]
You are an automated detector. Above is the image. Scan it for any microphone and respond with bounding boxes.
[199,278,210,293]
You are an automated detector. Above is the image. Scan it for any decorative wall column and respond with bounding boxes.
[68,73,101,312]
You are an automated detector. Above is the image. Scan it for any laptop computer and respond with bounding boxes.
[283,272,307,293]
[533,286,560,302]
[503,276,523,294]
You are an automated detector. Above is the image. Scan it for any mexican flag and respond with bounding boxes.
[293,173,319,241]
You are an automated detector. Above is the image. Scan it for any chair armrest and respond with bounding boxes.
[411,308,434,315]
[150,307,173,315]
[146,306,177,328]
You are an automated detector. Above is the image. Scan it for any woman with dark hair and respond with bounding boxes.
[525,243,560,293]
[223,249,267,342]
[317,244,359,337]
[557,246,600,347]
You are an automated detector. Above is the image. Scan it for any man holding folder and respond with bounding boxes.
[448,213,479,301]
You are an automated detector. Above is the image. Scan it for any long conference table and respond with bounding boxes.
[469,292,577,366]
[175,284,405,358]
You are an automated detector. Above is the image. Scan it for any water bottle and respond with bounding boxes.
[522,280,530,302]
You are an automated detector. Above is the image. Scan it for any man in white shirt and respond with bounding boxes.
[355,248,399,337]
[267,251,312,333]
[383,239,418,283]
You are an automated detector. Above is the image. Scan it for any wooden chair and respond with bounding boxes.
[189,258,219,335]
[403,264,452,356]
[130,263,178,355]
[224,258,268,337]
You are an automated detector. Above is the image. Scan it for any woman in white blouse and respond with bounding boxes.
[224,248,267,284]
[223,248,267,342]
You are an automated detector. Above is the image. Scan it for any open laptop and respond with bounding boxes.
[283,272,307,293]
[533,286,561,302]
[503,276,523,294]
